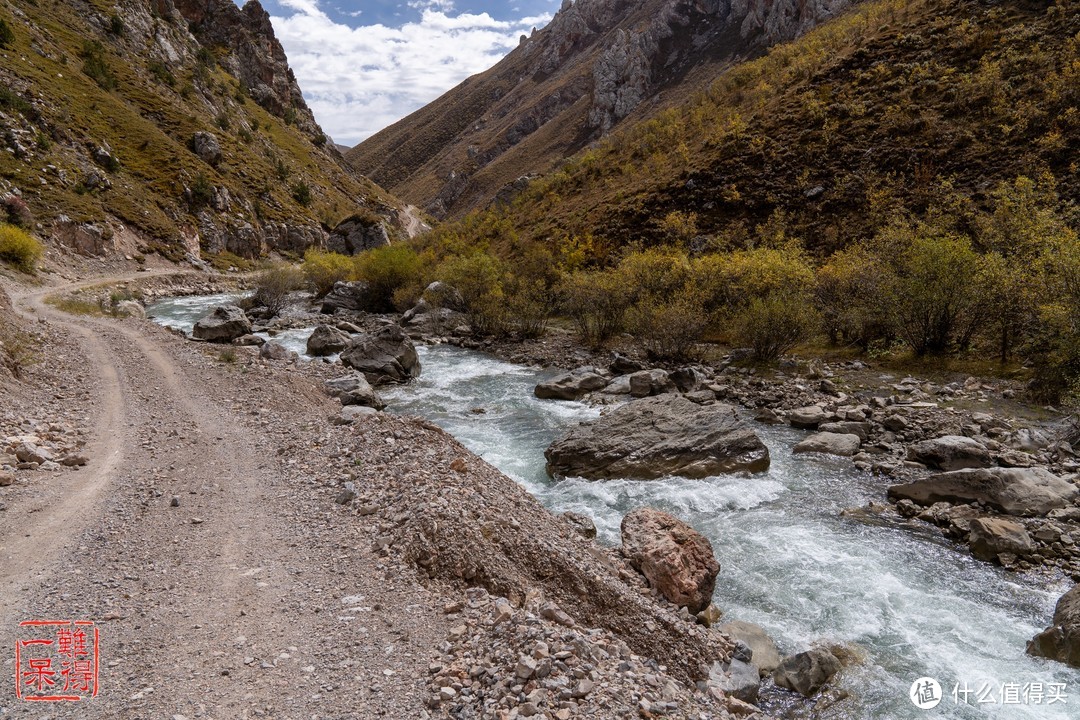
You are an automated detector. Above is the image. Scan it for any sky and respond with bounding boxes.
[257,0,559,147]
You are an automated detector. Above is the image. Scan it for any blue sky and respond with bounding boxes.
[257,0,558,146]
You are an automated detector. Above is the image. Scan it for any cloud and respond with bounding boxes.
[270,1,552,147]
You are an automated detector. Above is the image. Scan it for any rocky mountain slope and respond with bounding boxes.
[0,0,409,265]
[346,0,853,218]
[419,0,1079,256]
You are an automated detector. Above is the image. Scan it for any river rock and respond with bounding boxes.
[772,647,841,697]
[600,375,632,395]
[887,467,1078,517]
[793,432,862,457]
[708,658,760,703]
[115,300,146,319]
[340,324,421,385]
[907,435,992,470]
[967,517,1036,562]
[818,421,872,443]
[192,305,251,343]
[1027,584,1080,667]
[545,395,770,480]
[535,369,608,400]
[259,341,298,363]
[561,511,597,539]
[320,280,371,314]
[670,367,706,393]
[621,507,719,613]
[629,369,675,398]
[610,352,644,375]
[306,325,351,356]
[789,405,827,429]
[721,621,781,676]
[323,373,385,410]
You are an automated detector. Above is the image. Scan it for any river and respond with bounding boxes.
[148,300,1080,719]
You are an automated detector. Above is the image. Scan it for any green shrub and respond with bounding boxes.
[559,269,632,347]
[815,245,894,348]
[189,173,214,207]
[628,286,709,360]
[291,181,312,206]
[80,40,117,90]
[253,263,305,316]
[0,224,43,273]
[148,60,176,87]
[107,14,124,36]
[0,17,16,48]
[731,291,818,361]
[0,317,37,379]
[437,251,508,336]
[302,249,354,297]
[355,245,423,313]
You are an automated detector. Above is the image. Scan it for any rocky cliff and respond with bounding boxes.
[0,0,410,264]
[346,0,852,218]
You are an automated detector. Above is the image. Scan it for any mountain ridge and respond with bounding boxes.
[346,0,853,219]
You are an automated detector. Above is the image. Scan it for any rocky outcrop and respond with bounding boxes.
[326,215,391,255]
[888,467,1079,517]
[545,395,770,480]
[1028,584,1080,667]
[772,647,842,697]
[907,435,992,471]
[620,508,719,613]
[967,517,1036,562]
[340,324,421,385]
[306,325,351,356]
[172,0,319,131]
[192,305,251,342]
[190,132,222,167]
[793,432,862,457]
[534,368,609,400]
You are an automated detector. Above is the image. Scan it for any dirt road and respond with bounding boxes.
[0,278,442,718]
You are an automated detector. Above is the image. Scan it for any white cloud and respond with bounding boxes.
[270,1,551,147]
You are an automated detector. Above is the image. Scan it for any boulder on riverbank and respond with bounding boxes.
[620,507,719,614]
[721,621,781,676]
[534,368,609,400]
[1028,584,1080,667]
[793,432,862,457]
[307,325,351,356]
[324,374,385,410]
[888,467,1078,517]
[545,395,769,480]
[192,305,251,343]
[340,324,420,385]
[907,435,992,470]
[967,517,1036,561]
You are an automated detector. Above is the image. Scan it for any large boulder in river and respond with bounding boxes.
[545,395,770,480]
[907,435,991,470]
[621,507,719,613]
[888,467,1078,517]
[967,517,1035,561]
[793,432,862,457]
[307,325,351,356]
[772,647,841,697]
[192,305,251,343]
[1027,584,1080,667]
[320,280,372,314]
[535,369,608,400]
[340,324,420,385]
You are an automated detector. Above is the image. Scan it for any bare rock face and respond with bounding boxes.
[190,131,222,166]
[340,324,421,385]
[888,467,1079,517]
[621,507,719,613]
[907,435,992,471]
[545,394,769,480]
[192,305,251,343]
[172,0,319,131]
[1028,584,1080,667]
[326,215,391,255]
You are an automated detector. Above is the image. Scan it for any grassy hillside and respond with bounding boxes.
[0,0,401,262]
[459,0,1077,258]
